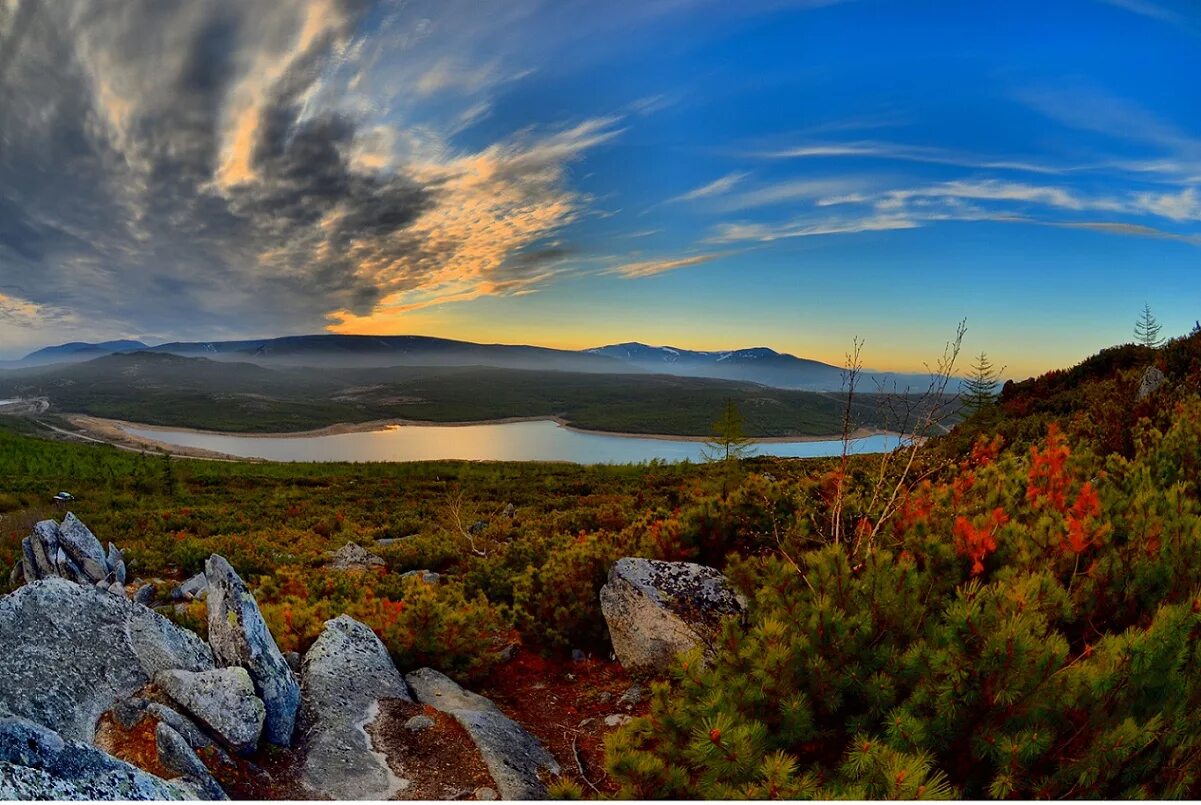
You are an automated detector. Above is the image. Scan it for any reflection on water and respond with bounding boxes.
[121,419,903,464]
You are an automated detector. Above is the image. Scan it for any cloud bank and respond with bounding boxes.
[0,0,617,346]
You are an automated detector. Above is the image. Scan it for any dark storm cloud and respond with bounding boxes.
[0,0,617,344]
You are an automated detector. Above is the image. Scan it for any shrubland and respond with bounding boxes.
[1,329,1200,797]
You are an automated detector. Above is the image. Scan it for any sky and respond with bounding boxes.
[0,0,1199,377]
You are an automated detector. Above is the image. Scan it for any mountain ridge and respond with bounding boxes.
[8,334,955,392]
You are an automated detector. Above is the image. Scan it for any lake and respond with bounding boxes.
[120,419,904,464]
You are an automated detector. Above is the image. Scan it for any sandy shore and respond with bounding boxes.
[72,413,899,446]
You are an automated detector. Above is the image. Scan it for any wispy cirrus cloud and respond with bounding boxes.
[604,251,732,278]
[667,172,749,203]
[756,141,1070,175]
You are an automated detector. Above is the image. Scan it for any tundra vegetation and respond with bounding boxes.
[2,327,1201,797]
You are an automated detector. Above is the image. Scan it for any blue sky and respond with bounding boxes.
[1,0,1198,375]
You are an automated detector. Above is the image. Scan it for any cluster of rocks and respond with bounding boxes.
[0,515,567,801]
[14,513,126,594]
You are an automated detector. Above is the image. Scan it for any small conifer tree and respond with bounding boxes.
[1134,303,1163,348]
[702,399,754,464]
[961,352,1003,416]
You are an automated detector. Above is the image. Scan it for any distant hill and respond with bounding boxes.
[18,340,148,367]
[144,334,630,374]
[587,342,847,389]
[588,341,960,392]
[8,334,960,392]
[0,351,947,437]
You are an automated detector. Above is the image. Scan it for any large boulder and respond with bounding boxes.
[155,668,265,755]
[205,554,300,747]
[405,668,559,800]
[0,716,199,800]
[299,615,412,799]
[599,558,746,678]
[0,579,213,742]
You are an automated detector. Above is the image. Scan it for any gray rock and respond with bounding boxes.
[1138,365,1166,400]
[205,554,300,747]
[502,503,516,519]
[603,714,632,728]
[0,579,213,742]
[57,513,110,583]
[400,569,441,584]
[405,668,560,800]
[106,543,127,585]
[172,572,207,602]
[617,684,645,709]
[134,583,157,606]
[475,786,498,800]
[373,536,415,547]
[404,715,434,732]
[467,520,488,536]
[110,698,150,730]
[599,558,746,678]
[0,716,194,800]
[299,614,412,800]
[155,723,226,800]
[28,521,60,579]
[284,651,302,674]
[156,668,265,755]
[144,704,231,765]
[328,542,386,572]
[7,560,21,588]
[19,538,40,584]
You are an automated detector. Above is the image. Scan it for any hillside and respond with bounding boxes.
[3,334,1201,798]
[0,352,930,437]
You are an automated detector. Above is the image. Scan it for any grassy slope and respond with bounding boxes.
[0,352,931,437]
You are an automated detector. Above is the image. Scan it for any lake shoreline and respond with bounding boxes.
[72,413,898,445]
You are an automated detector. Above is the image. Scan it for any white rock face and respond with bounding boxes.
[299,615,412,800]
[405,668,560,800]
[205,554,300,747]
[599,558,746,678]
[156,668,265,755]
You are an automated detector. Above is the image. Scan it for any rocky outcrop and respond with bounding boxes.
[20,514,127,589]
[1138,365,1165,400]
[156,668,265,755]
[205,554,300,747]
[405,668,559,800]
[0,716,200,800]
[328,542,386,571]
[0,579,213,742]
[599,558,746,678]
[400,569,441,584]
[299,614,412,800]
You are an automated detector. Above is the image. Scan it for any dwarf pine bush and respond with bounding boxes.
[607,397,1201,799]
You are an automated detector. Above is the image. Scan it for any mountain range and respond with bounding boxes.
[4,335,954,392]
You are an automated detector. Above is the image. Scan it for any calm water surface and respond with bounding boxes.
[122,419,902,464]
